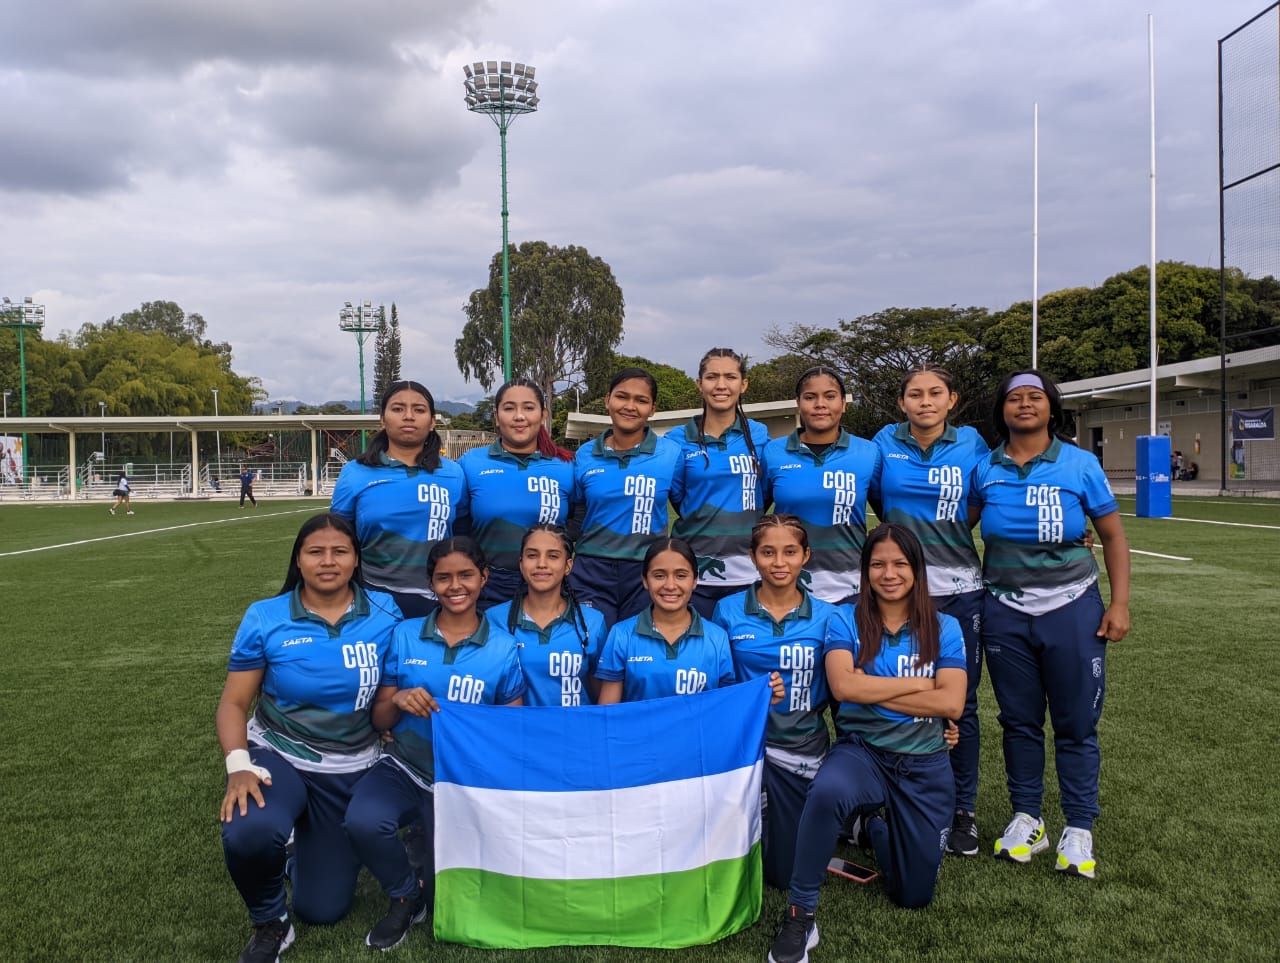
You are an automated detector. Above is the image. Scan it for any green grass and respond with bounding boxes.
[2,496,1279,961]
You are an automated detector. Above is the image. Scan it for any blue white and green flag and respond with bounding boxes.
[432,677,769,949]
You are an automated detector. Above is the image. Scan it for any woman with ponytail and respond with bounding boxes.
[460,379,577,610]
[485,524,607,706]
[667,347,771,617]
[331,381,468,617]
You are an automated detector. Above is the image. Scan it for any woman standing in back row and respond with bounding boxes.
[870,366,989,856]
[763,366,880,605]
[569,368,682,624]
[331,381,468,618]
[667,348,771,618]
[460,378,576,610]
[972,370,1129,879]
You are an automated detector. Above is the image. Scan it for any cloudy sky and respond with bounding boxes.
[0,0,1270,405]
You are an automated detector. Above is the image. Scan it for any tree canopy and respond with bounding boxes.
[455,241,625,410]
[372,303,402,402]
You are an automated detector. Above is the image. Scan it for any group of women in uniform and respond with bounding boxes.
[215,357,1130,963]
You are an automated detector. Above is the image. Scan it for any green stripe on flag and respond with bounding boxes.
[433,842,762,949]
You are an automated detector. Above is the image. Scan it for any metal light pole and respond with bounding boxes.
[1,296,46,465]
[464,60,540,382]
[339,301,380,447]
[98,401,106,466]
[211,387,221,481]
[2,389,9,419]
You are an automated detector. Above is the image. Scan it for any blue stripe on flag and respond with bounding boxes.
[432,676,770,792]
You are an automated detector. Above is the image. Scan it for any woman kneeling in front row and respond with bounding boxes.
[767,523,966,963]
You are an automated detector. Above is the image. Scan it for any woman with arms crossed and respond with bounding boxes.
[460,379,576,610]
[343,537,525,951]
[668,347,770,617]
[763,366,880,605]
[712,514,839,890]
[972,370,1129,878]
[217,513,401,963]
[869,365,990,856]
[486,523,607,706]
[570,368,682,624]
[767,524,966,963]
[330,380,467,618]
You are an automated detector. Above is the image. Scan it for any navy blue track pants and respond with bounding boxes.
[221,747,366,925]
[568,555,648,625]
[937,589,984,810]
[788,736,953,911]
[982,584,1107,830]
[344,760,436,903]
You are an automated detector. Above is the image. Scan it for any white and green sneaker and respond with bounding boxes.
[993,812,1049,863]
[1056,827,1097,879]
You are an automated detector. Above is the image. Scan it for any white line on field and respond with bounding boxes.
[1119,513,1280,532]
[0,508,316,558]
[1131,549,1192,561]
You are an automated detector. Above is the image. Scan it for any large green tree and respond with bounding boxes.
[455,241,625,409]
[372,303,403,402]
[764,306,993,437]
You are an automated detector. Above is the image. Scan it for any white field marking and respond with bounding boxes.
[0,508,316,558]
[1089,545,1191,561]
[1119,512,1280,532]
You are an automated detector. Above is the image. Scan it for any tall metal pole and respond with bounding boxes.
[464,61,538,385]
[1,298,44,467]
[1148,14,1158,438]
[499,89,513,382]
[1032,102,1039,369]
[99,401,106,467]
[211,387,221,481]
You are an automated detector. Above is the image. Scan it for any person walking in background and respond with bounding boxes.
[239,464,258,508]
[109,471,133,515]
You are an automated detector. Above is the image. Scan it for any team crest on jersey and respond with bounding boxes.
[1091,657,1102,678]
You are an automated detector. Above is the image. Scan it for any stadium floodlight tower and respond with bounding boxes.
[338,300,381,416]
[463,60,539,382]
[1,296,46,463]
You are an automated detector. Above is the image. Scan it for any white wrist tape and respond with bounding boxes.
[225,748,273,782]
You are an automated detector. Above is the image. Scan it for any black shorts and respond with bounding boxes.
[112,489,128,497]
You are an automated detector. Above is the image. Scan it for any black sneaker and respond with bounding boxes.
[767,904,819,963]
[947,809,979,857]
[366,887,428,951]
[238,916,294,963]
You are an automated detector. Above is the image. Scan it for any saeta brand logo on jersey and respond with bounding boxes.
[583,467,605,478]
[281,636,314,647]
[403,658,430,666]
[777,463,802,471]
[627,655,654,663]
[886,452,909,460]
[731,633,756,641]
[478,468,505,476]
[684,451,703,460]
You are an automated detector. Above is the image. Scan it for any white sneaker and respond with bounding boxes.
[993,812,1048,863]
[126,510,135,515]
[109,508,115,515]
[1056,827,1096,879]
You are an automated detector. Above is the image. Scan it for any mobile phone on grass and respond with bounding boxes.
[826,857,878,883]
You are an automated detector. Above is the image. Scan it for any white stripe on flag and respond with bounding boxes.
[435,761,762,880]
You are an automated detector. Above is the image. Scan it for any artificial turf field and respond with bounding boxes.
[1,496,1278,962]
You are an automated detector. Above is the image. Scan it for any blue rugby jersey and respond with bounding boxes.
[381,614,526,789]
[596,607,736,702]
[667,416,770,588]
[486,598,607,706]
[712,586,838,773]
[460,442,575,570]
[825,605,966,754]
[871,422,988,597]
[572,428,682,562]
[762,429,881,602]
[330,454,468,601]
[227,586,403,773]
[971,438,1118,616]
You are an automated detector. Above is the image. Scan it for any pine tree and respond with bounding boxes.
[372,305,390,402]
[388,303,403,385]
